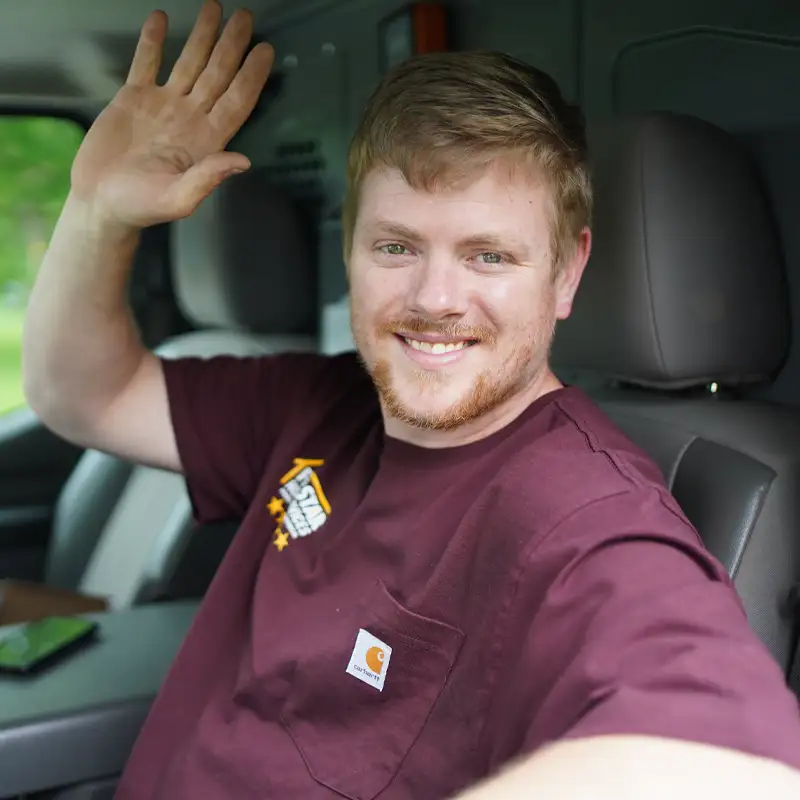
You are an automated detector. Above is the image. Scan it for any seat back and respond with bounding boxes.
[45,169,317,608]
[553,114,800,671]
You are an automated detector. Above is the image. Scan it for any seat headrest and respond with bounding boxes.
[552,113,789,389]
[171,167,317,336]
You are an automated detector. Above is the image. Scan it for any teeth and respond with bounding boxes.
[404,338,468,354]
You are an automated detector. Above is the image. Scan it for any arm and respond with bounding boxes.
[473,487,800,796]
[454,735,800,799]
[22,199,175,469]
[21,0,273,471]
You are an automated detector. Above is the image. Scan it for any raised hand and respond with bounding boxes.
[70,0,274,228]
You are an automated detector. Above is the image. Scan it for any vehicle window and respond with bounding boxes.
[0,116,84,415]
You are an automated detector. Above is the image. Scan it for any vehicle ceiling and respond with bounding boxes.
[0,0,331,106]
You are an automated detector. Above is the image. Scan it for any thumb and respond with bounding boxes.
[165,152,251,218]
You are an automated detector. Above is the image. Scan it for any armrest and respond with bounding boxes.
[0,601,197,796]
[0,580,108,625]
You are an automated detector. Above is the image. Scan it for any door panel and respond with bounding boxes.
[0,407,83,579]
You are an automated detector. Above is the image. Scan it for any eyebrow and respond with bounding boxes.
[366,219,533,258]
[368,221,423,242]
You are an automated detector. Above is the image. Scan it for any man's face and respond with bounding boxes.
[348,164,588,440]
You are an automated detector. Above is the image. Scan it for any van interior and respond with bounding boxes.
[1,0,800,796]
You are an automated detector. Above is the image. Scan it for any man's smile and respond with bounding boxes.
[395,333,478,366]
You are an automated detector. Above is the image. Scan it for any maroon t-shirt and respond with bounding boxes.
[115,352,800,800]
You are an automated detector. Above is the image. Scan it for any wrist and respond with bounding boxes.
[62,191,142,245]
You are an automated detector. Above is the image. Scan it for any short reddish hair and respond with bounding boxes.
[343,51,592,272]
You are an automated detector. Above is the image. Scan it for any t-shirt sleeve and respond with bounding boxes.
[161,353,326,524]
[486,487,800,772]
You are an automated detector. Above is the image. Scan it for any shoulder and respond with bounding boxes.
[273,350,377,418]
[243,349,380,448]
[546,385,668,492]
[162,349,371,403]
[493,386,697,555]
[284,350,373,395]
[161,349,379,450]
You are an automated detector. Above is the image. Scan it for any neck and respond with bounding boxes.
[381,366,564,449]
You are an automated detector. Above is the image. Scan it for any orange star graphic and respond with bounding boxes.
[267,496,285,517]
[273,529,289,552]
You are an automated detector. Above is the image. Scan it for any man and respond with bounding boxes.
[21,1,800,798]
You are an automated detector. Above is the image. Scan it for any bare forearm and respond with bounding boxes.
[22,192,146,439]
[455,736,800,800]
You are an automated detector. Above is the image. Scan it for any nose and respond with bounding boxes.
[406,254,469,320]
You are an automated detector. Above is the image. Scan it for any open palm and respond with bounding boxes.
[71,0,273,228]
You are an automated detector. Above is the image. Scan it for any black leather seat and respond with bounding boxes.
[553,113,800,674]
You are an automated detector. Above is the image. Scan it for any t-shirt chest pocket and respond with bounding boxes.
[280,580,465,800]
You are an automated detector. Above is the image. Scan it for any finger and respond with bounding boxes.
[126,10,168,86]
[165,0,223,94]
[162,152,251,217]
[190,8,255,111]
[208,42,274,144]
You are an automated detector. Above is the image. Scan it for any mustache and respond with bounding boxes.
[378,317,496,343]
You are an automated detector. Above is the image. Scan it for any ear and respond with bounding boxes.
[554,227,591,320]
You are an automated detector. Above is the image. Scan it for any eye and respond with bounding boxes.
[380,243,410,256]
[476,252,506,265]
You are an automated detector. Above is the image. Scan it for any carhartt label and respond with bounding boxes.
[346,629,392,691]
